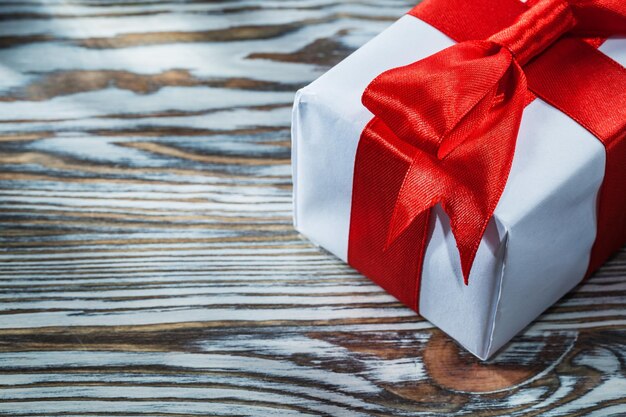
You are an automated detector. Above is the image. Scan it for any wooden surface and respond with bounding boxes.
[0,1,624,415]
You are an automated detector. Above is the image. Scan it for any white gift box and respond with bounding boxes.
[291,14,626,359]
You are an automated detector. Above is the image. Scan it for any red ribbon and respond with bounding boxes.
[348,0,626,311]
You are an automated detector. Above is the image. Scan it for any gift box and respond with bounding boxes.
[291,0,626,359]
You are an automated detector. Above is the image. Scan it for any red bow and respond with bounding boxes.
[348,0,626,310]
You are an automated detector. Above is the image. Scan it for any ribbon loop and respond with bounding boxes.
[382,59,527,284]
[362,40,513,158]
[568,0,626,36]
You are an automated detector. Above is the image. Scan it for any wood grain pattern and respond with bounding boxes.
[0,0,624,415]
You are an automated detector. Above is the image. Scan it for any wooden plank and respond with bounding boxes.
[0,0,624,415]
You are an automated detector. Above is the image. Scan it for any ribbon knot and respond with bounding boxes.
[358,0,626,284]
[490,0,576,66]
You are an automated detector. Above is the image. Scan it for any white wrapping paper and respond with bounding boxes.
[291,15,626,359]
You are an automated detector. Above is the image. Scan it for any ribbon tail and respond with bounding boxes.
[444,62,527,284]
[384,151,445,250]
